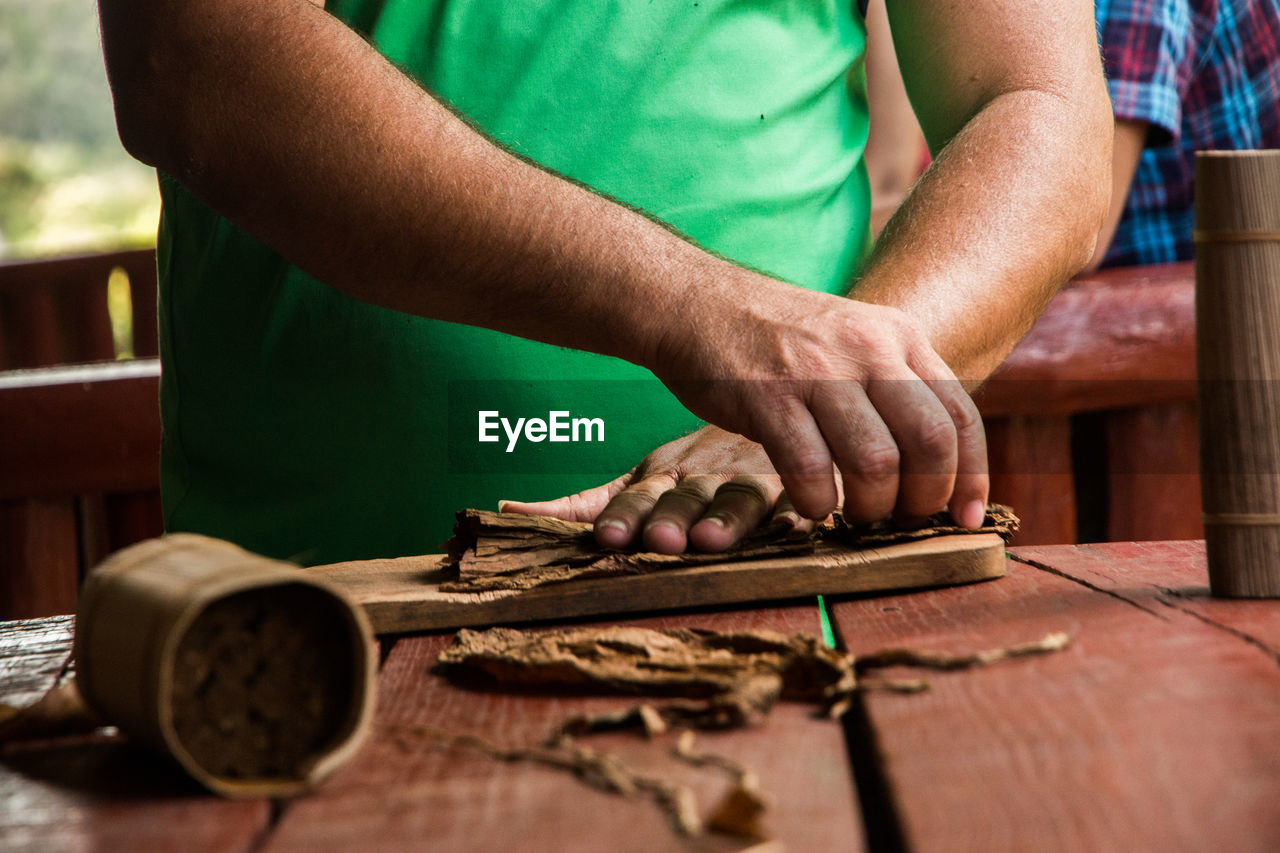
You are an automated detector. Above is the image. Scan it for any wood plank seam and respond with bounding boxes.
[820,598,911,853]
[255,799,289,850]
[1007,554,1168,619]
[838,694,909,853]
[827,548,1280,851]
[1014,542,1280,663]
[1016,546,1280,665]
[1152,598,1280,663]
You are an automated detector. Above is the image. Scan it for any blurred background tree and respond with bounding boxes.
[0,0,159,260]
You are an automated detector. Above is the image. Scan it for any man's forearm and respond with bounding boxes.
[99,0,717,368]
[1085,120,1149,272]
[854,89,1112,386]
[853,0,1112,389]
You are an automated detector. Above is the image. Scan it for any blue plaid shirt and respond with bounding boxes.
[1097,0,1280,267]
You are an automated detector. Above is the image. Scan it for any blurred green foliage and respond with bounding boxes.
[0,0,160,260]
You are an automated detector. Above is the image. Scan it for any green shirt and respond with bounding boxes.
[158,0,872,564]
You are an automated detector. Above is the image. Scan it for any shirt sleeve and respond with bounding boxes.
[1096,0,1190,147]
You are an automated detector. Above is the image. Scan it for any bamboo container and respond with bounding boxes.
[1195,150,1280,597]
[74,534,377,796]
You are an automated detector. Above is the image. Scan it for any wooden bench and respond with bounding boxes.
[0,253,1200,619]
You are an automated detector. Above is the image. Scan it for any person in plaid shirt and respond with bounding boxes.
[1091,0,1280,269]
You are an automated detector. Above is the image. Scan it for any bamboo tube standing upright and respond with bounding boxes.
[1196,150,1280,596]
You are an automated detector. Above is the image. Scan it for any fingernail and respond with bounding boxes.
[646,519,680,534]
[776,511,801,529]
[598,518,629,534]
[700,516,726,529]
[960,500,986,529]
[497,500,512,513]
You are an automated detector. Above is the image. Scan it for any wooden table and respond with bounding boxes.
[4,540,1280,851]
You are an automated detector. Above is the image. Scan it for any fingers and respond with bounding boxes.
[752,373,959,526]
[808,367,983,528]
[768,490,809,532]
[752,400,840,520]
[641,475,721,553]
[909,350,989,528]
[581,424,793,553]
[591,472,679,548]
[808,382,900,525]
[863,371,958,525]
[597,473,783,554]
[687,476,782,552]
[499,472,632,523]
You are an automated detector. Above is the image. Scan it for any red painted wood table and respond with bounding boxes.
[3,541,1278,852]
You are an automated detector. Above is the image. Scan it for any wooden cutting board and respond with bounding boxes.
[309,533,1008,634]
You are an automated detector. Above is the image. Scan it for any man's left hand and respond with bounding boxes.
[500,425,822,554]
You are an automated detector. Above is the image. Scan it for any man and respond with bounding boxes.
[97,0,1110,563]
[1089,0,1280,270]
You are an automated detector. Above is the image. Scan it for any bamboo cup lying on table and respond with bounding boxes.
[74,534,377,797]
[1195,149,1280,597]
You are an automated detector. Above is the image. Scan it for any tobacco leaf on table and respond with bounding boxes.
[383,721,714,837]
[425,623,1066,840]
[438,504,1019,594]
[435,625,854,728]
[435,623,1066,727]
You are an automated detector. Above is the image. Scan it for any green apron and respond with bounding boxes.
[158,0,871,563]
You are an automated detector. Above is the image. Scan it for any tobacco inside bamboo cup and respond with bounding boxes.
[1195,149,1280,597]
[73,534,377,797]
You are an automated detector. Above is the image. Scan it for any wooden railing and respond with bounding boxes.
[0,250,162,619]
[0,252,1201,619]
[0,360,161,618]
[977,262,1199,545]
[0,248,158,368]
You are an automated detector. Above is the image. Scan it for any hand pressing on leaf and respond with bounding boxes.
[501,425,838,555]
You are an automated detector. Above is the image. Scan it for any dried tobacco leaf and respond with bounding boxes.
[674,730,770,840]
[384,722,710,837]
[706,782,769,841]
[435,625,855,727]
[831,503,1020,547]
[438,505,1018,595]
[854,631,1070,671]
[440,510,814,592]
[423,623,1067,843]
[444,511,602,576]
[435,623,1065,728]
[0,680,101,745]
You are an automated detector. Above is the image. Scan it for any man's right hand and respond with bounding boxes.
[649,270,989,529]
